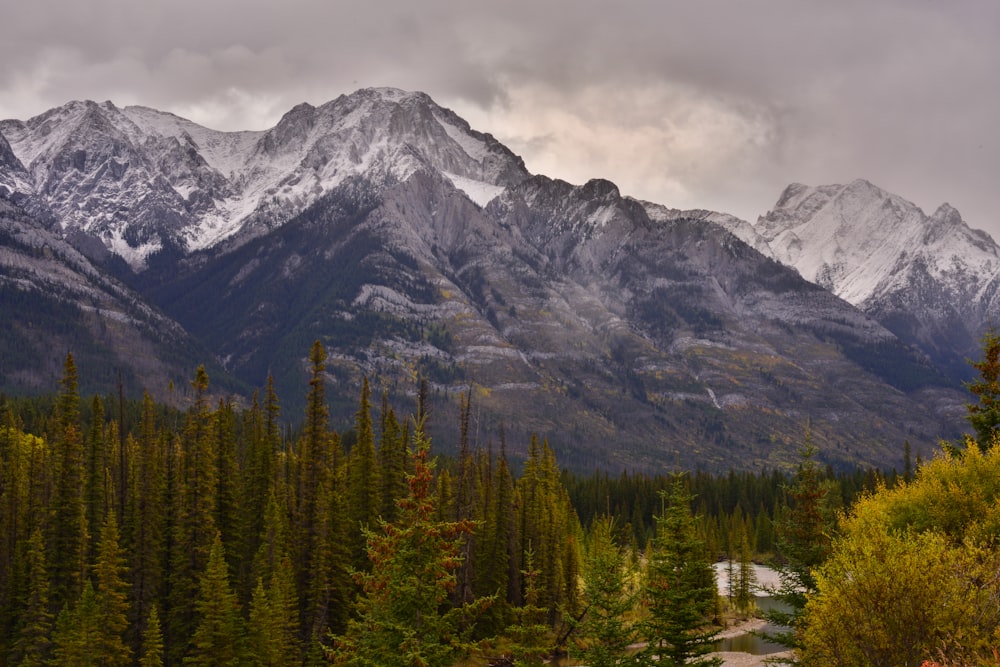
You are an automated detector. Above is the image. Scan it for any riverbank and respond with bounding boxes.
[710,616,794,667]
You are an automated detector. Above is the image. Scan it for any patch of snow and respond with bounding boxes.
[586,204,616,229]
[105,229,161,269]
[121,106,263,177]
[442,171,504,207]
[434,111,491,163]
[706,387,721,409]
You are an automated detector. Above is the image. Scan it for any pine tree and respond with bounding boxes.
[330,422,490,667]
[576,516,638,667]
[93,511,132,665]
[51,579,101,665]
[377,395,408,524]
[9,528,53,666]
[139,605,164,667]
[185,533,245,665]
[346,377,381,571]
[966,327,1000,448]
[638,475,721,667]
[759,436,833,658]
[50,353,88,612]
[168,365,220,663]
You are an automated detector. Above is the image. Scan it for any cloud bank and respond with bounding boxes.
[1,0,997,233]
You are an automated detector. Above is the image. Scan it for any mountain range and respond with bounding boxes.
[1,87,993,472]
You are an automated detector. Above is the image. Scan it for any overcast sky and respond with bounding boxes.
[1,0,998,235]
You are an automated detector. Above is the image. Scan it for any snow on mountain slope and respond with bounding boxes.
[753,179,1000,379]
[642,201,775,258]
[756,179,1000,310]
[0,88,530,266]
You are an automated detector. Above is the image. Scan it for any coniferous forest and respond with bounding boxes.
[2,338,1000,666]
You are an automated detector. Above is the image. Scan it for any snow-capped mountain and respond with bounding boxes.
[752,179,1000,377]
[0,91,973,471]
[0,88,528,268]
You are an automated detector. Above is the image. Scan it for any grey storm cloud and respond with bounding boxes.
[1,0,998,236]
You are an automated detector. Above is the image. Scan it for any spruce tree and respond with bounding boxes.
[139,606,164,667]
[346,377,380,571]
[966,326,1000,448]
[84,395,108,567]
[51,580,101,666]
[185,533,245,665]
[247,557,300,667]
[294,341,350,640]
[576,516,638,667]
[93,511,132,666]
[50,353,87,612]
[506,548,552,666]
[759,437,833,658]
[124,392,166,649]
[638,475,721,667]
[330,422,490,667]
[377,396,408,524]
[168,365,220,663]
[214,399,241,576]
[9,528,53,666]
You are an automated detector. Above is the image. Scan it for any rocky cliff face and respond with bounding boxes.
[0,91,971,471]
[0,196,232,397]
[0,88,528,268]
[753,179,1000,378]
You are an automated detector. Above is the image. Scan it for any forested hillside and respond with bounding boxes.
[1,339,995,666]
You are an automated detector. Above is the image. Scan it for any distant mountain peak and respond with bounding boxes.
[0,88,531,268]
[756,178,1000,378]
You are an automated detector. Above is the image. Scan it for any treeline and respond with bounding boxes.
[0,342,591,666]
[0,337,952,666]
[564,453,895,560]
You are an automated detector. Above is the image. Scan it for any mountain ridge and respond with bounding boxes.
[0,89,976,471]
[747,178,1000,379]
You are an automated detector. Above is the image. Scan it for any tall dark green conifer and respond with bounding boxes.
[214,398,240,575]
[294,341,350,641]
[186,533,245,665]
[139,606,164,667]
[124,393,166,651]
[638,475,721,667]
[759,438,833,657]
[92,512,132,665]
[51,579,101,665]
[84,395,108,567]
[346,377,380,571]
[9,528,53,666]
[377,398,408,525]
[966,327,1000,448]
[168,365,219,663]
[50,353,87,613]
[576,516,638,667]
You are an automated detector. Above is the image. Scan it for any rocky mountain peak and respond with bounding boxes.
[0,88,533,268]
[754,178,1000,380]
